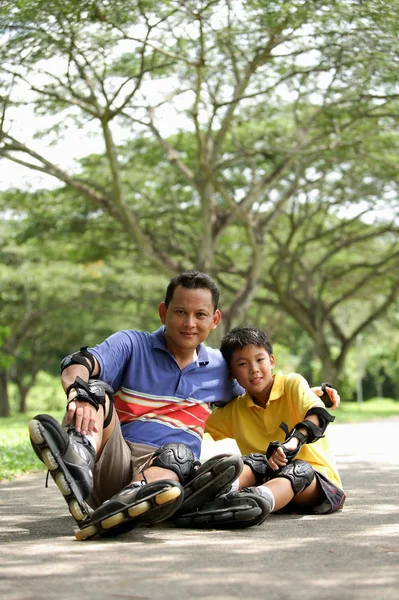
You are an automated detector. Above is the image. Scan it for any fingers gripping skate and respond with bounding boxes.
[29,415,94,527]
[75,480,184,541]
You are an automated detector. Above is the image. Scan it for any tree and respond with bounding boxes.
[1,0,398,382]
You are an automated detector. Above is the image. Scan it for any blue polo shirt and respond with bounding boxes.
[89,326,243,458]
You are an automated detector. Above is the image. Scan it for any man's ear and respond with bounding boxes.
[211,309,222,329]
[159,302,167,324]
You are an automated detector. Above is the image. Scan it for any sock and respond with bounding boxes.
[84,434,97,453]
[256,485,275,511]
[230,478,240,492]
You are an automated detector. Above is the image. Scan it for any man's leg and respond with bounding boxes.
[29,382,183,539]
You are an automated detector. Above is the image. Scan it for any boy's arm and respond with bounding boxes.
[269,413,322,470]
[205,404,235,441]
[268,374,335,469]
[310,384,340,410]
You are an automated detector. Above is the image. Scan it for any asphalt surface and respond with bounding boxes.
[1,419,399,600]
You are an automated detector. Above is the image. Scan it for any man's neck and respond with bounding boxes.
[164,335,198,369]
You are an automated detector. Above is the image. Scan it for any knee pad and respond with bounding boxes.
[242,453,274,486]
[151,443,197,485]
[274,460,314,495]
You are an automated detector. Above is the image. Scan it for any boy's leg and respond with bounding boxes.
[174,486,273,529]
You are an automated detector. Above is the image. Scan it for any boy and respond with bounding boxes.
[175,326,345,528]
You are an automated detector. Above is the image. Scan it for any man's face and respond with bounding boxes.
[159,286,221,354]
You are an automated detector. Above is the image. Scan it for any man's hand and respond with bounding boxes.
[311,385,340,410]
[65,397,99,436]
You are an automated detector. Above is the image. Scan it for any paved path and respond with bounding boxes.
[1,420,398,600]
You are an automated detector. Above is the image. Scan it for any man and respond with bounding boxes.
[29,271,339,539]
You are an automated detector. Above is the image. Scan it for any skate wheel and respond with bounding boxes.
[28,420,45,445]
[128,500,151,518]
[156,486,182,505]
[55,472,72,496]
[69,499,86,522]
[42,448,58,471]
[101,512,126,530]
[75,525,98,541]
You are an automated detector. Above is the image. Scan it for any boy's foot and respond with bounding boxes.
[176,453,244,515]
[75,479,184,541]
[174,487,273,529]
[28,413,95,528]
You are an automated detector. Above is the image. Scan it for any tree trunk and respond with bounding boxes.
[18,385,29,413]
[0,369,10,417]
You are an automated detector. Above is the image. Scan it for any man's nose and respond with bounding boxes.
[184,315,196,327]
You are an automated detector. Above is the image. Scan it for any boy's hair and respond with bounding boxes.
[164,270,220,311]
[220,326,273,365]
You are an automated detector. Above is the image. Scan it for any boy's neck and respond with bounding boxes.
[252,379,274,408]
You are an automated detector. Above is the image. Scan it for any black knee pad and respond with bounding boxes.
[151,443,197,485]
[274,459,314,494]
[242,453,274,486]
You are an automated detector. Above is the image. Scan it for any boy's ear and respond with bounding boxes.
[270,354,276,369]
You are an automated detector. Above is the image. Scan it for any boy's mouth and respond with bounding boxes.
[251,376,262,385]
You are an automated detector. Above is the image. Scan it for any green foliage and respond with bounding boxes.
[1,0,399,394]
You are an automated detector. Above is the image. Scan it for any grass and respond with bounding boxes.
[333,397,399,423]
[0,399,398,482]
[0,410,63,481]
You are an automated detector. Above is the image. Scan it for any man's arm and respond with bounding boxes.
[61,351,101,436]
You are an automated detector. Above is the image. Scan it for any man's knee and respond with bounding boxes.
[149,443,198,485]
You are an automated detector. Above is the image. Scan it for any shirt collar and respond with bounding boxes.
[245,372,284,407]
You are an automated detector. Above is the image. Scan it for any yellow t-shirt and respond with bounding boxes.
[205,372,342,489]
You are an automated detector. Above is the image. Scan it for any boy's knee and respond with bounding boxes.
[273,459,314,494]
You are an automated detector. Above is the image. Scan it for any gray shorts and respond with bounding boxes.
[88,418,156,509]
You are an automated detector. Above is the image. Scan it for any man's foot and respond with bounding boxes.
[174,487,273,529]
[29,413,95,527]
[176,453,244,515]
[75,480,184,541]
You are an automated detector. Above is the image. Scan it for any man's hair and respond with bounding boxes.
[164,270,220,311]
[220,326,273,365]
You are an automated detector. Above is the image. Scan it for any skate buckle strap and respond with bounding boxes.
[66,376,106,411]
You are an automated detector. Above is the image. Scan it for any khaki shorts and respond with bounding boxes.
[88,417,156,509]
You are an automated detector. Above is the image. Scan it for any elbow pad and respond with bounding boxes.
[60,347,96,376]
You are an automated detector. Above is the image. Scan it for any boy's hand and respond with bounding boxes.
[269,446,288,470]
[269,436,301,470]
[311,384,340,410]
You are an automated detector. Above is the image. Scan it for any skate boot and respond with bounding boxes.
[29,413,95,528]
[174,486,273,529]
[176,453,244,516]
[75,479,184,541]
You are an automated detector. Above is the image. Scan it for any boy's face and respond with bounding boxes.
[229,344,275,397]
